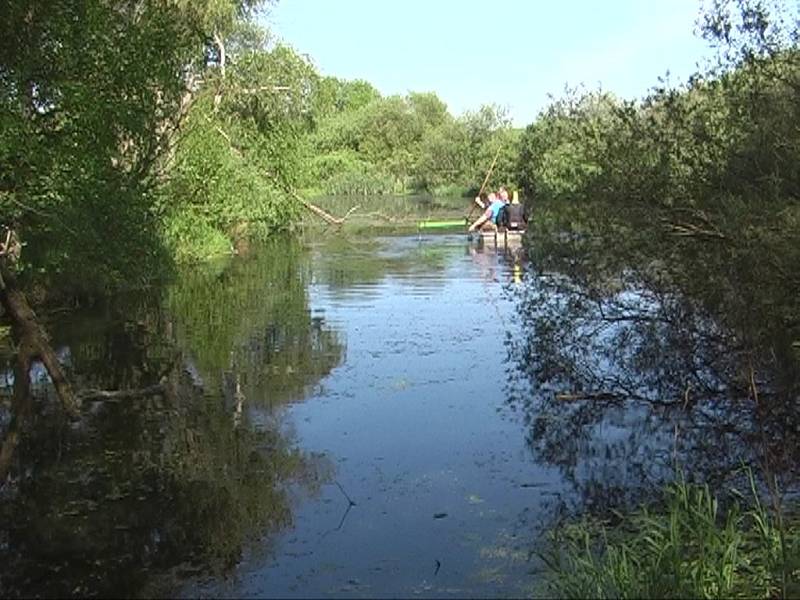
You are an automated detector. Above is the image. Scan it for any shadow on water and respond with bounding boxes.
[507,208,800,516]
[0,238,344,598]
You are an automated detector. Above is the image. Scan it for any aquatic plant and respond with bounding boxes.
[539,475,800,599]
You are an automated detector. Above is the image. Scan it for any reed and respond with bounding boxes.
[539,475,800,599]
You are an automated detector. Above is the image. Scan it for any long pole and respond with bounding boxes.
[466,145,502,221]
[478,146,502,197]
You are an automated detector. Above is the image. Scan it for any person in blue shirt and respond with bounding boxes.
[468,191,506,232]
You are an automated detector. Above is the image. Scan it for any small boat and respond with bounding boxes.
[417,219,526,248]
[474,228,525,247]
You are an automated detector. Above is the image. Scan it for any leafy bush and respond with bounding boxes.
[322,167,395,196]
[159,210,233,264]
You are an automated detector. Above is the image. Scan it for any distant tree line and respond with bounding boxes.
[1,0,521,292]
[1,0,798,301]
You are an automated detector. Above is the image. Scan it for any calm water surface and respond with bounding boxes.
[0,233,559,598]
[6,227,793,597]
[181,234,552,598]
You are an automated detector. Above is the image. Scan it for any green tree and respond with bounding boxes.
[407,91,450,129]
[0,0,208,293]
[414,120,470,192]
[159,39,321,261]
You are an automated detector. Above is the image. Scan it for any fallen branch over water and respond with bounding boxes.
[262,169,360,227]
[79,377,168,403]
[208,119,359,226]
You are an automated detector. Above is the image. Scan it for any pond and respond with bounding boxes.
[1,220,798,597]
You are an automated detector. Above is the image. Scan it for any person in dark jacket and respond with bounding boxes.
[499,191,527,230]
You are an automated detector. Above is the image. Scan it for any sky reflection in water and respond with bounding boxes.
[3,231,776,598]
[185,234,555,598]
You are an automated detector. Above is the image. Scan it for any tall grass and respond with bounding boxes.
[539,476,800,598]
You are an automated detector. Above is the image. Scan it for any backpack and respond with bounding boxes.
[495,205,508,225]
[505,204,526,229]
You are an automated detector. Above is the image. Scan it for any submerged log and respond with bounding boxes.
[79,378,168,403]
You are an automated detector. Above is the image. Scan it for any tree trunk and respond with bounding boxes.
[213,30,226,109]
[0,340,34,484]
[0,256,79,418]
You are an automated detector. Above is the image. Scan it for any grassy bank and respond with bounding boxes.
[539,476,800,599]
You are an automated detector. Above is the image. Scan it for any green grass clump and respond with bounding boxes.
[540,477,800,599]
[160,211,233,264]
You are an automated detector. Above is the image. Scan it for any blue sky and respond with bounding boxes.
[264,0,715,126]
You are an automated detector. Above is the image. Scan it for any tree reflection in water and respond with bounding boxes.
[0,238,344,598]
[507,219,800,516]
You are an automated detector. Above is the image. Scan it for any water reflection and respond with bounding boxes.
[165,241,344,408]
[310,235,457,297]
[0,238,343,598]
[508,227,800,514]
[0,229,649,598]
[181,234,542,599]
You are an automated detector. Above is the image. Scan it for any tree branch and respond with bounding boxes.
[0,238,79,418]
[207,118,359,226]
[79,377,167,403]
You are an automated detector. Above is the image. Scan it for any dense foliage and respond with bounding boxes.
[0,0,520,292]
[517,0,800,360]
[512,2,800,596]
[158,41,316,262]
[0,0,204,293]
[0,0,307,290]
[307,88,519,196]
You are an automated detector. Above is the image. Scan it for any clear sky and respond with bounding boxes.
[264,0,715,126]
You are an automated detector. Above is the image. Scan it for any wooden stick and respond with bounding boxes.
[478,145,502,197]
[79,378,168,403]
[467,145,502,221]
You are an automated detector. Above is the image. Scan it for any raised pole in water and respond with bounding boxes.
[466,145,503,222]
